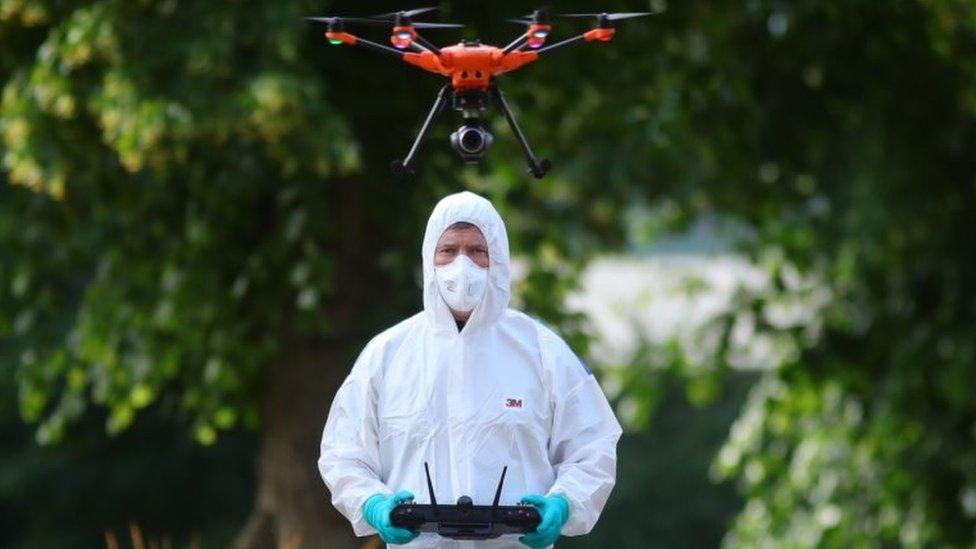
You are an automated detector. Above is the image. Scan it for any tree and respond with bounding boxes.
[2,0,367,546]
[552,0,976,545]
[704,2,976,544]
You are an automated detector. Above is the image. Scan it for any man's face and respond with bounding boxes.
[435,226,489,268]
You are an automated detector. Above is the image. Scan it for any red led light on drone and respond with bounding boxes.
[391,26,416,49]
[526,24,551,49]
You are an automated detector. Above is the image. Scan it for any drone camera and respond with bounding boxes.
[451,122,494,163]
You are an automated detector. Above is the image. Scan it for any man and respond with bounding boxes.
[318,191,621,547]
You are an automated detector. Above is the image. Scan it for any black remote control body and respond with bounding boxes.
[392,498,540,540]
[390,463,542,540]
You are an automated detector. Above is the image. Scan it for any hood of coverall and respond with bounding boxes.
[421,191,511,334]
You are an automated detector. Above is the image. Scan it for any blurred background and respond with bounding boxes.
[1,0,975,547]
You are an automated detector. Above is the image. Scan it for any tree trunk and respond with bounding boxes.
[233,335,365,549]
[233,174,392,549]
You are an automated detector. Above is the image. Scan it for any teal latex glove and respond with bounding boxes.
[518,493,570,548]
[363,490,420,545]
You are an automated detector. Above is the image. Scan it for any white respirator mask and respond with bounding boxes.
[434,254,488,313]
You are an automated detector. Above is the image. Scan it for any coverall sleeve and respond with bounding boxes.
[317,340,392,537]
[540,329,623,536]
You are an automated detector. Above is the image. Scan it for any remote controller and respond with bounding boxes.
[391,463,542,540]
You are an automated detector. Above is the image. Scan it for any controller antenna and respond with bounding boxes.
[491,466,508,508]
[424,462,438,507]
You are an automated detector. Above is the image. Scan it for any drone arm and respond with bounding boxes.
[412,34,442,55]
[324,31,447,74]
[325,31,405,59]
[535,35,585,55]
[535,28,616,55]
[402,51,450,76]
[502,34,529,54]
[492,50,539,76]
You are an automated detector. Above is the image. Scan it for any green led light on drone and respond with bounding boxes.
[329,39,343,45]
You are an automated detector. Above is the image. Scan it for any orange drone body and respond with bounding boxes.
[325,25,615,93]
[402,45,538,90]
[323,34,546,91]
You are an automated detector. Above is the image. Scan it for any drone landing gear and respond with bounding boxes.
[392,83,550,179]
[489,84,551,179]
[394,84,453,175]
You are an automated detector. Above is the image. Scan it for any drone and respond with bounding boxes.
[307,7,651,178]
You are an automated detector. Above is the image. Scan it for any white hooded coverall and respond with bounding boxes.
[318,191,622,547]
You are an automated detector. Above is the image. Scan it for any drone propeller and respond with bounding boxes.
[306,15,462,30]
[366,6,465,28]
[305,15,394,25]
[373,7,438,19]
[507,8,551,25]
[559,12,653,21]
[392,21,465,29]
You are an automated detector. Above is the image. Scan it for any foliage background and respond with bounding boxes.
[2,0,975,547]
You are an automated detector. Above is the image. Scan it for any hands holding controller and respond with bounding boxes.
[517,493,570,548]
[363,491,419,545]
[363,489,569,547]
